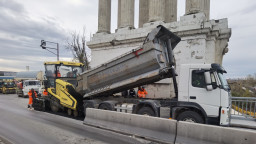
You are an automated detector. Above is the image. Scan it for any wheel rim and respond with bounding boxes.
[183,118,196,123]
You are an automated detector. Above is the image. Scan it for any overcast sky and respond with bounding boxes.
[0,0,255,78]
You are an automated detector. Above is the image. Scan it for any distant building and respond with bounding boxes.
[0,71,17,81]
[0,71,17,76]
[15,71,44,81]
[0,76,15,80]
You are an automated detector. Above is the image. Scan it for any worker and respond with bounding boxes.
[56,70,61,77]
[54,70,61,77]
[28,88,37,110]
[129,88,136,98]
[137,86,148,98]
[43,89,48,96]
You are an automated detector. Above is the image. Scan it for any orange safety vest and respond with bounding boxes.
[54,71,61,77]
[43,89,48,96]
[57,72,61,77]
[138,89,148,98]
[28,90,37,105]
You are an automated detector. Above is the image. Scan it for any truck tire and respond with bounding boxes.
[98,101,117,111]
[137,107,156,116]
[98,103,113,110]
[177,111,204,123]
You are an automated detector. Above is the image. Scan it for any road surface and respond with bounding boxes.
[0,94,156,144]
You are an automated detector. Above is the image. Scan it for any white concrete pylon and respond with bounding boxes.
[149,0,165,22]
[118,0,135,29]
[118,0,121,28]
[165,0,177,23]
[139,0,149,28]
[185,0,210,20]
[98,0,111,33]
[203,0,210,20]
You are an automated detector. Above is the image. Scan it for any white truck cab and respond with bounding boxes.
[178,63,231,126]
[23,80,43,97]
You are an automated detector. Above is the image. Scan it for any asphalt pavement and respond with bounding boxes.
[0,94,155,144]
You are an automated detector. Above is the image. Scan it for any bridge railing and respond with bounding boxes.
[231,97,256,118]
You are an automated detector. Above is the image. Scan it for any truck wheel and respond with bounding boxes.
[137,107,156,116]
[177,111,204,123]
[98,103,113,110]
[98,101,117,111]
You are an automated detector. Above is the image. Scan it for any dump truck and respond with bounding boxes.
[17,80,43,97]
[36,25,231,126]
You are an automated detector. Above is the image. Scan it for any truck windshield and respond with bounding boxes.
[25,81,40,86]
[58,65,82,78]
[217,73,229,91]
[5,82,15,88]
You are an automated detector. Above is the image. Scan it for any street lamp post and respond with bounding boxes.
[40,40,60,61]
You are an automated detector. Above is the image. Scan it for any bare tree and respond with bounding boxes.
[66,28,90,70]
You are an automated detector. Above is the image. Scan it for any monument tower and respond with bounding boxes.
[87,0,231,98]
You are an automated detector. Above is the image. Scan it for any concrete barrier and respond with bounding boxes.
[84,109,256,144]
[84,108,177,144]
[176,121,256,144]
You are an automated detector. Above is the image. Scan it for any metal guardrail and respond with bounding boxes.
[231,97,256,118]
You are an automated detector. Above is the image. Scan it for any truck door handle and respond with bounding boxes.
[190,96,196,99]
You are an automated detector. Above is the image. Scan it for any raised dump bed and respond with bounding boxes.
[76,25,181,98]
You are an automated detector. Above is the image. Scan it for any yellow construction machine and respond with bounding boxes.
[2,81,16,94]
[0,81,3,93]
[38,61,84,116]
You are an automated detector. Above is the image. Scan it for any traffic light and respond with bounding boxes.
[40,40,46,49]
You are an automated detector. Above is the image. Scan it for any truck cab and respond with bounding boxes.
[23,80,42,97]
[177,63,231,125]
[44,61,84,88]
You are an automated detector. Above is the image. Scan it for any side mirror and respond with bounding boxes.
[204,72,213,91]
